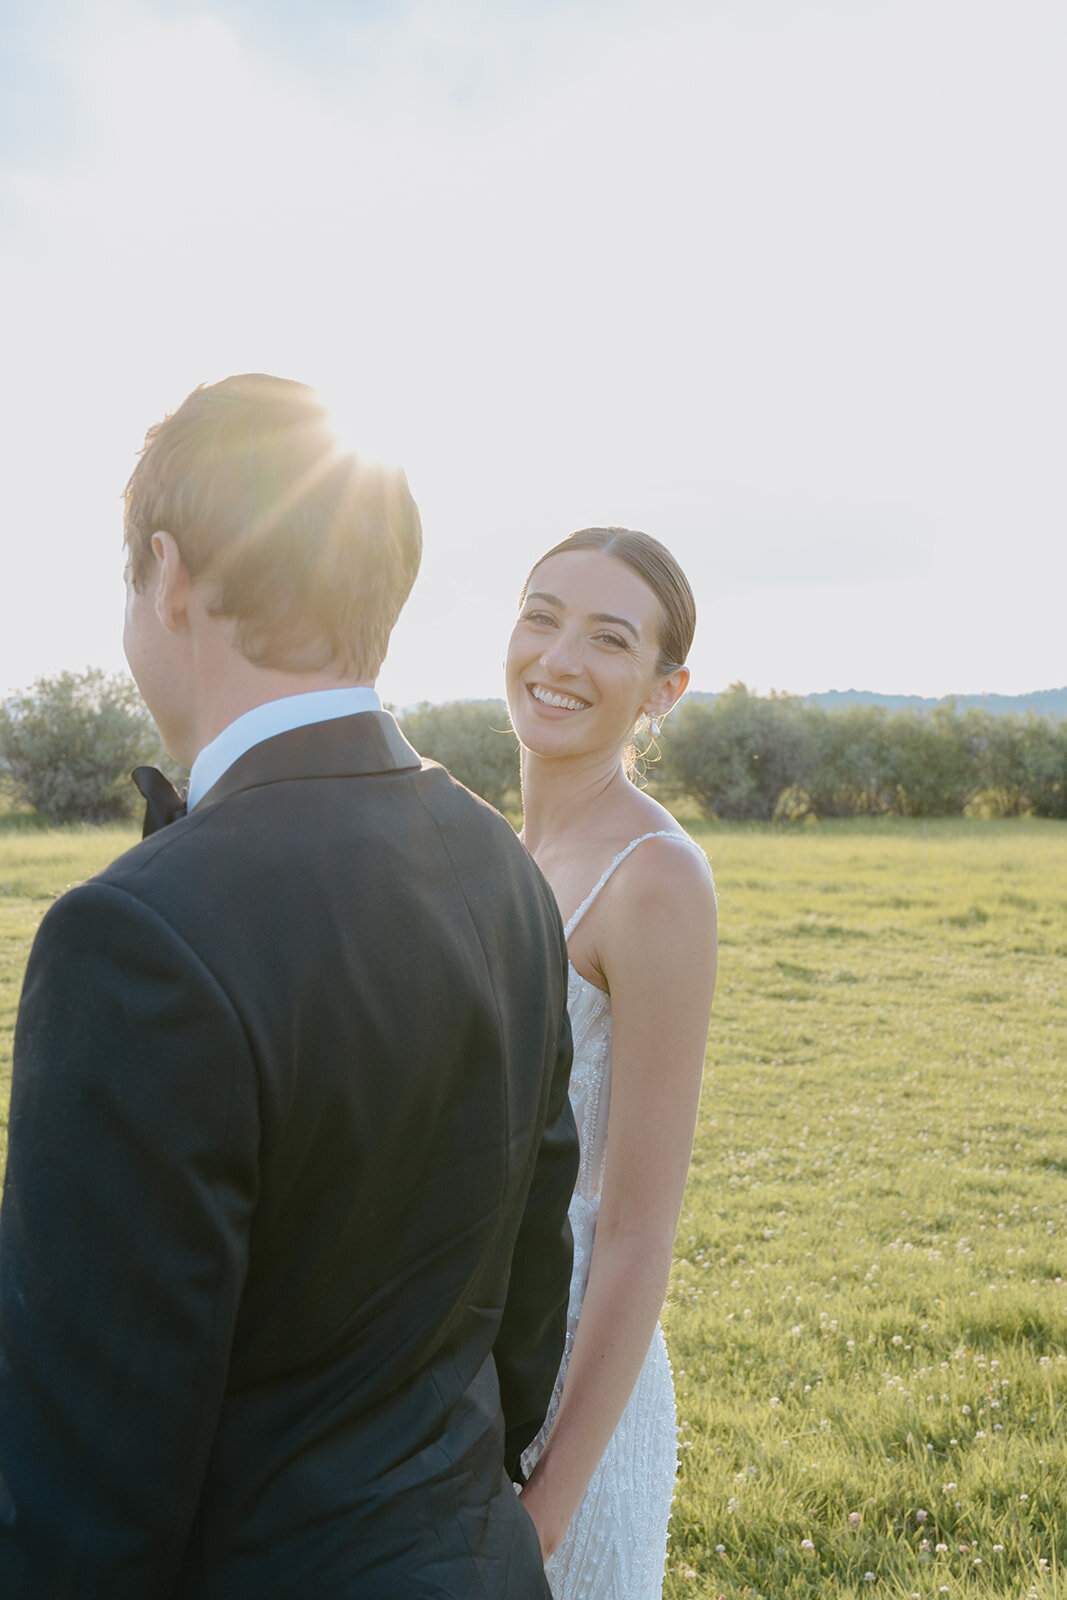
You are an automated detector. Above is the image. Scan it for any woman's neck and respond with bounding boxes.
[519,747,632,858]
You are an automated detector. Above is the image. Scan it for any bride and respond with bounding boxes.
[507,527,718,1598]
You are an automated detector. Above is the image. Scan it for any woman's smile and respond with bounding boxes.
[527,683,592,714]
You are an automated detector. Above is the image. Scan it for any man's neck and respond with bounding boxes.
[185,654,376,769]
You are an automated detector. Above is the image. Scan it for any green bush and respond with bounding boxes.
[805,704,901,816]
[660,690,1067,821]
[1016,713,1067,817]
[962,708,1067,817]
[397,699,520,809]
[0,670,167,824]
[660,685,814,821]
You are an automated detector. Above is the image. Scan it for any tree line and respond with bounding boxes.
[0,674,522,824]
[1,673,1064,823]
[657,684,1067,820]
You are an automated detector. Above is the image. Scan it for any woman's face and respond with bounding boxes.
[506,548,679,759]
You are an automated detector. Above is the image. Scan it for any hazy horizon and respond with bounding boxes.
[5,667,1064,714]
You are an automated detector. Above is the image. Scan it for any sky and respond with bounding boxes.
[1,0,1064,709]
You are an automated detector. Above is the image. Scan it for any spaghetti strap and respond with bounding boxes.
[564,830,709,940]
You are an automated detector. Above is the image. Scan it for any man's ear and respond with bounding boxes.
[151,531,192,633]
[644,665,690,722]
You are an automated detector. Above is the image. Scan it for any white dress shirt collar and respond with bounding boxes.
[187,686,382,811]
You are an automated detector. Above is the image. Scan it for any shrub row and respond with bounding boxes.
[3,677,1064,824]
[398,688,1067,822]
[656,684,1067,820]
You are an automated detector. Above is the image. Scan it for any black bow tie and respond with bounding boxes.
[132,766,187,837]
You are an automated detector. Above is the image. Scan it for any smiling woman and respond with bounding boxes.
[507,554,666,760]
[507,530,692,764]
[505,527,717,1599]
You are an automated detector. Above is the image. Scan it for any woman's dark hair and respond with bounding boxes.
[523,527,695,677]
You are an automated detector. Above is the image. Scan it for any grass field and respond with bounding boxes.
[664,815,1067,1599]
[0,814,140,1170]
[2,813,1066,1597]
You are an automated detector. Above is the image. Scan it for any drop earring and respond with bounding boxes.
[648,714,661,739]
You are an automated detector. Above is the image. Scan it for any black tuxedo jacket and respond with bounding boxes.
[0,711,577,1598]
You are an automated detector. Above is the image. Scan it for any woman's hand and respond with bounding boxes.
[519,1470,572,1561]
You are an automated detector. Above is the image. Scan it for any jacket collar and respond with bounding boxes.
[196,710,423,810]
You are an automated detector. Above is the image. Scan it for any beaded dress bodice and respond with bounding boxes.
[522,831,713,1600]
[559,965,611,1302]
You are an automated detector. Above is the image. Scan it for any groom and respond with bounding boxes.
[0,375,577,1597]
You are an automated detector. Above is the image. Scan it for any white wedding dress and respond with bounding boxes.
[521,832,713,1600]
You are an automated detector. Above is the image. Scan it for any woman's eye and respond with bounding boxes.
[523,609,556,627]
[595,631,628,649]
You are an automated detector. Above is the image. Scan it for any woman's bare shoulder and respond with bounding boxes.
[618,827,715,912]
[592,827,717,1008]
[584,805,716,940]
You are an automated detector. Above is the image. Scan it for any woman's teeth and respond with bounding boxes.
[531,685,588,712]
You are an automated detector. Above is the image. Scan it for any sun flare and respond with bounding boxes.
[321,399,405,477]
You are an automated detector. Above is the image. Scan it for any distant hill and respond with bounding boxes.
[685,686,1067,718]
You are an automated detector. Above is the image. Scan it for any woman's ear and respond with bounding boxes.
[644,665,690,722]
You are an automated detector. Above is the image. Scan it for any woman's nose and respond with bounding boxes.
[541,631,580,676]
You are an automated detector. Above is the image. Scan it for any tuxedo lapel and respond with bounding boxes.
[196,710,422,811]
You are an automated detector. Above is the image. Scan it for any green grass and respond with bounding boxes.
[0,816,140,1168]
[664,816,1067,1598]
[2,814,1066,1597]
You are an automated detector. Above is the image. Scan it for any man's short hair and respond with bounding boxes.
[124,374,423,679]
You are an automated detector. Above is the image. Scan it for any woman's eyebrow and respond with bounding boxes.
[590,612,639,640]
[526,591,640,641]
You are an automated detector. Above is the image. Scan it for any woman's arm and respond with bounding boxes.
[519,840,717,1557]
